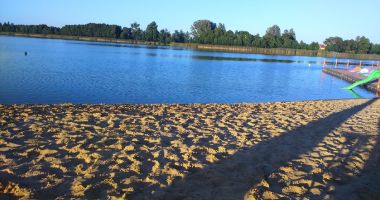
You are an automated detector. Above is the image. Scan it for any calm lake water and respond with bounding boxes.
[0,36,375,104]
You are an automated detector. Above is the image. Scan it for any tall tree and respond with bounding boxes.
[130,22,143,40]
[298,40,308,49]
[158,29,171,43]
[370,44,380,54]
[214,23,226,36]
[190,20,216,38]
[343,39,356,53]
[236,31,253,46]
[282,29,296,40]
[120,27,131,39]
[308,42,320,50]
[144,21,159,42]
[265,25,281,38]
[263,25,282,48]
[324,36,344,52]
[355,36,371,54]
[60,23,121,38]
[263,35,280,48]
[172,30,186,43]
[251,34,263,47]
[281,28,297,48]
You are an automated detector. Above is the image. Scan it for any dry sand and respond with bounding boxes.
[0,99,379,199]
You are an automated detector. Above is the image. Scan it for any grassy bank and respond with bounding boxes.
[2,32,380,60]
[174,43,380,60]
[0,32,164,46]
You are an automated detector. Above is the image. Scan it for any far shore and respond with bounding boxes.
[2,32,380,60]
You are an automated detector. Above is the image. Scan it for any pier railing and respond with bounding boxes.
[322,58,380,71]
[322,59,380,94]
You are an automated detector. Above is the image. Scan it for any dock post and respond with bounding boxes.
[346,60,349,70]
[359,61,362,68]
[335,59,337,68]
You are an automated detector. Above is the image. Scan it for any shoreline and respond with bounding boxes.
[1,99,379,199]
[2,32,380,60]
[0,97,377,105]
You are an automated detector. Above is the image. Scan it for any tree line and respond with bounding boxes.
[0,22,190,43]
[1,20,379,54]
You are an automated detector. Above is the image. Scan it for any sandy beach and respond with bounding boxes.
[0,99,379,199]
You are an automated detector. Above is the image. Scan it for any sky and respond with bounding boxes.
[0,0,379,43]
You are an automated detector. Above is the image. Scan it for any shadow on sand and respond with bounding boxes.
[149,99,378,199]
[328,117,380,199]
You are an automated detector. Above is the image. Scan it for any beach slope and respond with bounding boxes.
[0,99,379,199]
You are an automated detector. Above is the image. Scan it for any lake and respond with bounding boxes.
[0,36,375,104]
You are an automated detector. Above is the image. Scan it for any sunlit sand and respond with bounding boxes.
[0,99,379,199]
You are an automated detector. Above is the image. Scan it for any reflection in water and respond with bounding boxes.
[146,53,320,64]
[70,41,320,65]
[192,56,291,63]
[68,41,175,50]
[0,36,376,104]
[346,89,363,98]
[69,40,375,66]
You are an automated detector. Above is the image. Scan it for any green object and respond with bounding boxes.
[346,89,362,98]
[344,70,380,90]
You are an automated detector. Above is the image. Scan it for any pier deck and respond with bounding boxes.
[322,67,379,93]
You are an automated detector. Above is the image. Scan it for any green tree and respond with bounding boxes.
[355,36,370,54]
[235,31,253,46]
[144,21,159,42]
[112,25,122,38]
[191,20,216,40]
[252,34,263,47]
[172,30,186,43]
[120,27,131,39]
[158,29,171,43]
[130,22,143,40]
[343,39,356,53]
[298,40,308,49]
[324,37,344,52]
[60,23,121,38]
[370,44,380,54]
[263,25,282,48]
[265,25,281,38]
[308,42,320,50]
[284,29,296,40]
[281,29,297,48]
[2,21,380,55]
[213,23,226,44]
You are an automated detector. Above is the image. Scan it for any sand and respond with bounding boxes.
[0,99,379,199]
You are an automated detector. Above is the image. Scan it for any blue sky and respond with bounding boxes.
[1,0,379,43]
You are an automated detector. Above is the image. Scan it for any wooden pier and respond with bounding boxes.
[322,68,379,93]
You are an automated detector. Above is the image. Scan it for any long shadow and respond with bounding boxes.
[289,131,373,200]
[149,99,377,199]
[330,116,380,199]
